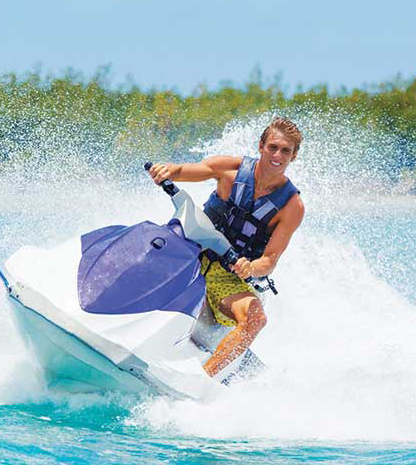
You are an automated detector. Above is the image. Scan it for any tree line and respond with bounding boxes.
[0,68,415,176]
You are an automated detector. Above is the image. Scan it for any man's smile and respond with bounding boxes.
[270,161,282,166]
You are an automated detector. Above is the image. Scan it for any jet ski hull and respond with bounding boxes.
[2,266,225,399]
[5,286,264,398]
[8,293,155,395]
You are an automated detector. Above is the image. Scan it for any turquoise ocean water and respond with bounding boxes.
[0,114,415,463]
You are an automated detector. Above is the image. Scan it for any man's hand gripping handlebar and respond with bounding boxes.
[144,162,179,197]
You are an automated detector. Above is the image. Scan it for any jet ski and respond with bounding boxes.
[0,163,271,399]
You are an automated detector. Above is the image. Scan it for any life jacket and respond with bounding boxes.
[203,156,300,260]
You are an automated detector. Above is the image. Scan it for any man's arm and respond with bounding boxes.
[232,195,305,279]
[149,156,242,184]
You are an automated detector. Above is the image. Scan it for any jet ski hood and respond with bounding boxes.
[78,219,204,316]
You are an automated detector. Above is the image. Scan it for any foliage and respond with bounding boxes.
[0,68,415,174]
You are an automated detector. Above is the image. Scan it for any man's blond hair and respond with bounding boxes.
[260,117,302,152]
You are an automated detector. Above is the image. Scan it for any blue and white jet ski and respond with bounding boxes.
[0,164,271,399]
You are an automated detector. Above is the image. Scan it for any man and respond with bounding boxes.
[149,117,304,377]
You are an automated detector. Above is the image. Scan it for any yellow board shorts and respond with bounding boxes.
[200,254,256,327]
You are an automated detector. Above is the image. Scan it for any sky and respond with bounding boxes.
[2,0,416,94]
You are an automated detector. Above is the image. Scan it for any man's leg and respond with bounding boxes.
[203,291,267,377]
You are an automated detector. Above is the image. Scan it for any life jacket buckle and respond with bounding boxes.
[232,206,250,221]
[229,205,237,216]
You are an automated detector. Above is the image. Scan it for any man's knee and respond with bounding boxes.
[222,293,267,332]
[220,292,255,319]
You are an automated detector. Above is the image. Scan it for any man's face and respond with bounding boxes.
[259,130,297,174]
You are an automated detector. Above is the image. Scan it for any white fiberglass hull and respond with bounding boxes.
[2,240,230,399]
[5,279,230,399]
[2,237,263,399]
[8,294,151,394]
[6,281,231,399]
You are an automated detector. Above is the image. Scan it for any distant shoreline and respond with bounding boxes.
[0,70,415,180]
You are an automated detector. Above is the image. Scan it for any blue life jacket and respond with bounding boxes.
[203,156,300,260]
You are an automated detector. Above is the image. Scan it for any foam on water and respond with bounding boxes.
[127,229,416,441]
[0,113,415,443]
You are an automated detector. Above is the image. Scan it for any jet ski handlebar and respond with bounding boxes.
[221,248,278,294]
[144,162,277,295]
[144,162,179,197]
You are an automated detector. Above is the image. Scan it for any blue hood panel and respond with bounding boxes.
[78,220,204,316]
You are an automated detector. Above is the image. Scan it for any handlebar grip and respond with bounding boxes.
[144,161,179,197]
[221,248,253,284]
